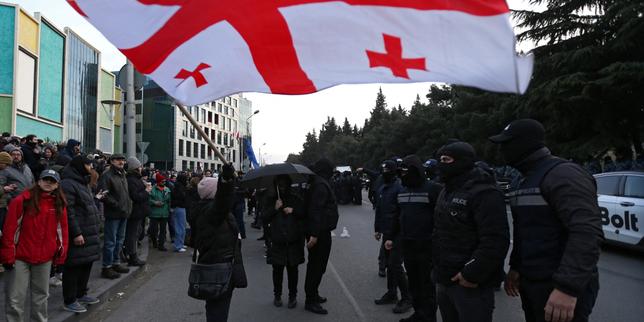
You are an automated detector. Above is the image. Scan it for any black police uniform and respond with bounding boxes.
[433,166,509,322]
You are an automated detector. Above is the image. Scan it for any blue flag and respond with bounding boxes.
[244,138,260,169]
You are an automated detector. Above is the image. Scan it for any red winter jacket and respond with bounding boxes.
[0,190,68,265]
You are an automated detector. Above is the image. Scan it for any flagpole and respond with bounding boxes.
[176,103,228,165]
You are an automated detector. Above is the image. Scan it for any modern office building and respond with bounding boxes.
[119,78,249,172]
[0,2,120,152]
[173,93,247,172]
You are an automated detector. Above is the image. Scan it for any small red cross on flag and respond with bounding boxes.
[69,0,533,105]
[175,63,211,88]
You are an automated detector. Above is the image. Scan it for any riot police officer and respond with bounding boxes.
[490,119,603,322]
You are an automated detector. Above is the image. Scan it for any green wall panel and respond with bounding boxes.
[0,97,12,132]
[37,22,64,123]
[98,70,114,128]
[113,125,121,153]
[16,115,62,141]
[0,5,15,95]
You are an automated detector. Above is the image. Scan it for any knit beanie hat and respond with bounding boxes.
[3,144,20,154]
[198,177,218,200]
[127,157,142,170]
[156,173,167,183]
[0,152,11,165]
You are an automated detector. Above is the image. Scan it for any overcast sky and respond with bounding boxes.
[15,0,536,164]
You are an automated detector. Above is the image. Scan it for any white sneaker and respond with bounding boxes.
[49,276,62,287]
[175,248,187,253]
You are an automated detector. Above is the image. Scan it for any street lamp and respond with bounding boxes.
[101,99,122,153]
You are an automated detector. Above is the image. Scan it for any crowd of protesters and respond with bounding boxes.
[0,117,619,322]
[0,133,238,320]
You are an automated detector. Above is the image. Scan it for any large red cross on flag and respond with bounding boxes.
[69,0,533,106]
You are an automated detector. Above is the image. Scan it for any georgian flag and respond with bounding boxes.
[68,0,532,106]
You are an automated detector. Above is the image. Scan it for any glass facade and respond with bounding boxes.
[65,32,98,152]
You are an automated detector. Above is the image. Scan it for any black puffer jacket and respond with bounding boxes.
[433,166,510,288]
[194,180,238,264]
[171,176,188,209]
[264,191,305,266]
[127,169,150,220]
[61,166,101,266]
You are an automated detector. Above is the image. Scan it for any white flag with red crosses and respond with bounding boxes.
[68,0,533,106]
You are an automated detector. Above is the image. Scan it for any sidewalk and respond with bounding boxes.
[0,239,150,322]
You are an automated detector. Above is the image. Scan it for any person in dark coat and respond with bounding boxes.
[264,175,306,309]
[433,142,510,322]
[351,172,363,205]
[193,164,243,322]
[374,160,411,314]
[490,119,603,322]
[232,176,247,239]
[304,158,339,315]
[97,154,132,279]
[20,134,42,175]
[124,157,149,266]
[61,155,101,313]
[384,155,443,322]
[59,139,81,160]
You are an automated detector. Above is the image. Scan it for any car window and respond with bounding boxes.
[624,176,644,198]
[596,176,620,196]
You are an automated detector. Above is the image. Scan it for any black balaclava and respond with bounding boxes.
[275,174,292,197]
[313,158,334,181]
[400,155,425,188]
[491,119,546,166]
[437,142,476,181]
[70,155,91,177]
[381,160,397,184]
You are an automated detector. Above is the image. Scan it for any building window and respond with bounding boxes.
[227,120,232,131]
[194,142,198,158]
[208,111,212,123]
[16,49,37,114]
[190,161,194,170]
[136,104,142,114]
[201,144,206,159]
[182,121,188,137]
[211,130,216,141]
[208,147,212,159]
[217,132,222,145]
[189,125,195,139]
[214,114,219,125]
[233,99,237,107]
[225,106,229,116]
[178,139,184,156]
[186,141,191,157]
[201,109,206,123]
[224,133,229,146]
[136,122,142,134]
[233,150,236,162]
[182,160,187,170]
[233,120,237,132]
[217,103,222,113]
[226,97,231,105]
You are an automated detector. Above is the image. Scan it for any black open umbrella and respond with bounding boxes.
[240,163,315,191]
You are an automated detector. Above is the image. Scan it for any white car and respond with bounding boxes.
[594,171,644,249]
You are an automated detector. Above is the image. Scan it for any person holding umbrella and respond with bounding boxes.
[263,174,306,309]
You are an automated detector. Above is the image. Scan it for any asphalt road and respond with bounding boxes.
[89,200,644,322]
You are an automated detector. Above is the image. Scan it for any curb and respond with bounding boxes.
[50,239,150,322]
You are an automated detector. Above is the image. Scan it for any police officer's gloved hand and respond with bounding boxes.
[221,163,235,182]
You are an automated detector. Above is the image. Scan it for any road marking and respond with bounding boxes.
[328,261,367,322]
